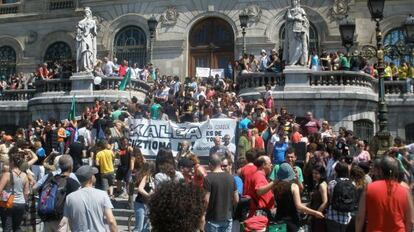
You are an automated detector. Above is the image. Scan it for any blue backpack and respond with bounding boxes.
[37,174,68,220]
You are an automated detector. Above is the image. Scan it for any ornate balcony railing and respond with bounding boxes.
[100,77,151,93]
[237,72,285,89]
[308,71,375,88]
[0,89,36,101]
[384,80,408,94]
[33,79,72,92]
[49,0,74,10]
[0,2,20,15]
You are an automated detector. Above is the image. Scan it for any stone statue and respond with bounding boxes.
[282,0,310,66]
[76,7,97,73]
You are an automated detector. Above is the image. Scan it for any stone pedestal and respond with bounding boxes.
[283,65,312,91]
[70,72,95,94]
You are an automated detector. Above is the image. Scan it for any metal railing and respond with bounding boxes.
[0,2,20,14]
[49,0,74,10]
[0,89,36,101]
[237,72,285,89]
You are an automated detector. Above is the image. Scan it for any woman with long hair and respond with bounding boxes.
[175,141,192,163]
[134,162,155,232]
[309,165,328,232]
[0,150,29,231]
[154,148,183,187]
[274,163,324,232]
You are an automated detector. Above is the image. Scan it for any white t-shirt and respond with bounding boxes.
[130,68,142,79]
[103,61,116,76]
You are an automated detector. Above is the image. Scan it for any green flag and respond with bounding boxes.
[118,68,132,91]
[68,95,76,120]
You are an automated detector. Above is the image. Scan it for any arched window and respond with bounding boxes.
[384,28,414,67]
[114,26,147,68]
[406,123,414,144]
[44,41,73,68]
[279,22,319,54]
[353,119,374,142]
[0,46,16,79]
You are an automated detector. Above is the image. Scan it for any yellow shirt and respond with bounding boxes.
[398,66,408,79]
[96,149,115,174]
[409,67,414,79]
[384,66,392,79]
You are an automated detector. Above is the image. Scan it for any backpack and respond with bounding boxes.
[331,179,357,212]
[37,174,68,220]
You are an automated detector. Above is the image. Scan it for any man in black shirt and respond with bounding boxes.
[204,154,239,232]
[66,136,86,171]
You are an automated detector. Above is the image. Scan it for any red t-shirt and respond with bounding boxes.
[254,136,265,150]
[366,180,409,232]
[249,170,275,215]
[240,164,257,197]
[291,132,303,143]
[118,65,128,77]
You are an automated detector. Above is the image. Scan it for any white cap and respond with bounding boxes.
[261,49,266,54]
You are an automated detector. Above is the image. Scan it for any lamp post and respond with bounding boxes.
[239,12,249,56]
[339,15,356,53]
[368,0,392,156]
[147,15,158,65]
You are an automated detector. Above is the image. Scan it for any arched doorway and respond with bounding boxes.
[189,17,234,78]
[113,26,147,68]
[0,45,16,78]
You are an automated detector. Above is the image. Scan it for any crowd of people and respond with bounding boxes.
[236,48,414,81]
[0,49,413,232]
[0,63,413,232]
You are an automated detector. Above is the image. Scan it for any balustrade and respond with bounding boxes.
[237,72,284,89]
[0,2,20,14]
[308,71,374,88]
[49,0,74,10]
[34,79,72,92]
[100,77,150,93]
[0,89,36,101]
[384,81,407,94]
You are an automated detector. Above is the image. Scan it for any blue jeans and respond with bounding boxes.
[133,201,149,232]
[205,219,233,232]
[58,141,65,155]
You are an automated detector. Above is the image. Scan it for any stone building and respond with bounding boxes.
[0,0,413,142]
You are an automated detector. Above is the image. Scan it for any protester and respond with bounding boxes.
[134,162,154,232]
[0,151,29,232]
[204,154,239,232]
[59,165,117,231]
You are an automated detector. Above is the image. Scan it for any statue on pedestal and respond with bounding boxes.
[76,7,97,73]
[282,0,310,66]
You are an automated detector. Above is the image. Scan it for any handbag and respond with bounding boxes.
[0,170,15,208]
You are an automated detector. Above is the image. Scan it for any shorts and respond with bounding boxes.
[116,166,128,181]
[100,172,115,191]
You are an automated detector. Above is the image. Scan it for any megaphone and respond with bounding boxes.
[93,76,102,85]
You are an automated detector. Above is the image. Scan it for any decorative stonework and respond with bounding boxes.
[330,0,349,20]
[243,4,262,23]
[160,6,179,26]
[26,31,38,44]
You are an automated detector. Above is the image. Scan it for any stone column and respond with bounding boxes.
[283,66,311,91]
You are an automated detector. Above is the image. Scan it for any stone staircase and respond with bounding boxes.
[112,196,135,232]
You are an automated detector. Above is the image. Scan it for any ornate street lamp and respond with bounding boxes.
[404,14,414,43]
[239,12,249,55]
[367,0,392,156]
[339,16,356,53]
[147,15,158,65]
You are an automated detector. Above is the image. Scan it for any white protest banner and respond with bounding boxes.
[196,67,210,78]
[210,69,224,79]
[128,118,237,157]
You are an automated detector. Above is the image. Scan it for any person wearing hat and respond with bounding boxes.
[0,135,14,167]
[274,163,324,232]
[350,50,364,71]
[58,165,118,232]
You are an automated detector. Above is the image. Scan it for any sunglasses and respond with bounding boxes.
[221,165,228,168]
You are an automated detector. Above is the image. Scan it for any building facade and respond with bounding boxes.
[0,0,414,142]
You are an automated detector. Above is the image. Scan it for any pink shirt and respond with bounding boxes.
[354,150,370,163]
